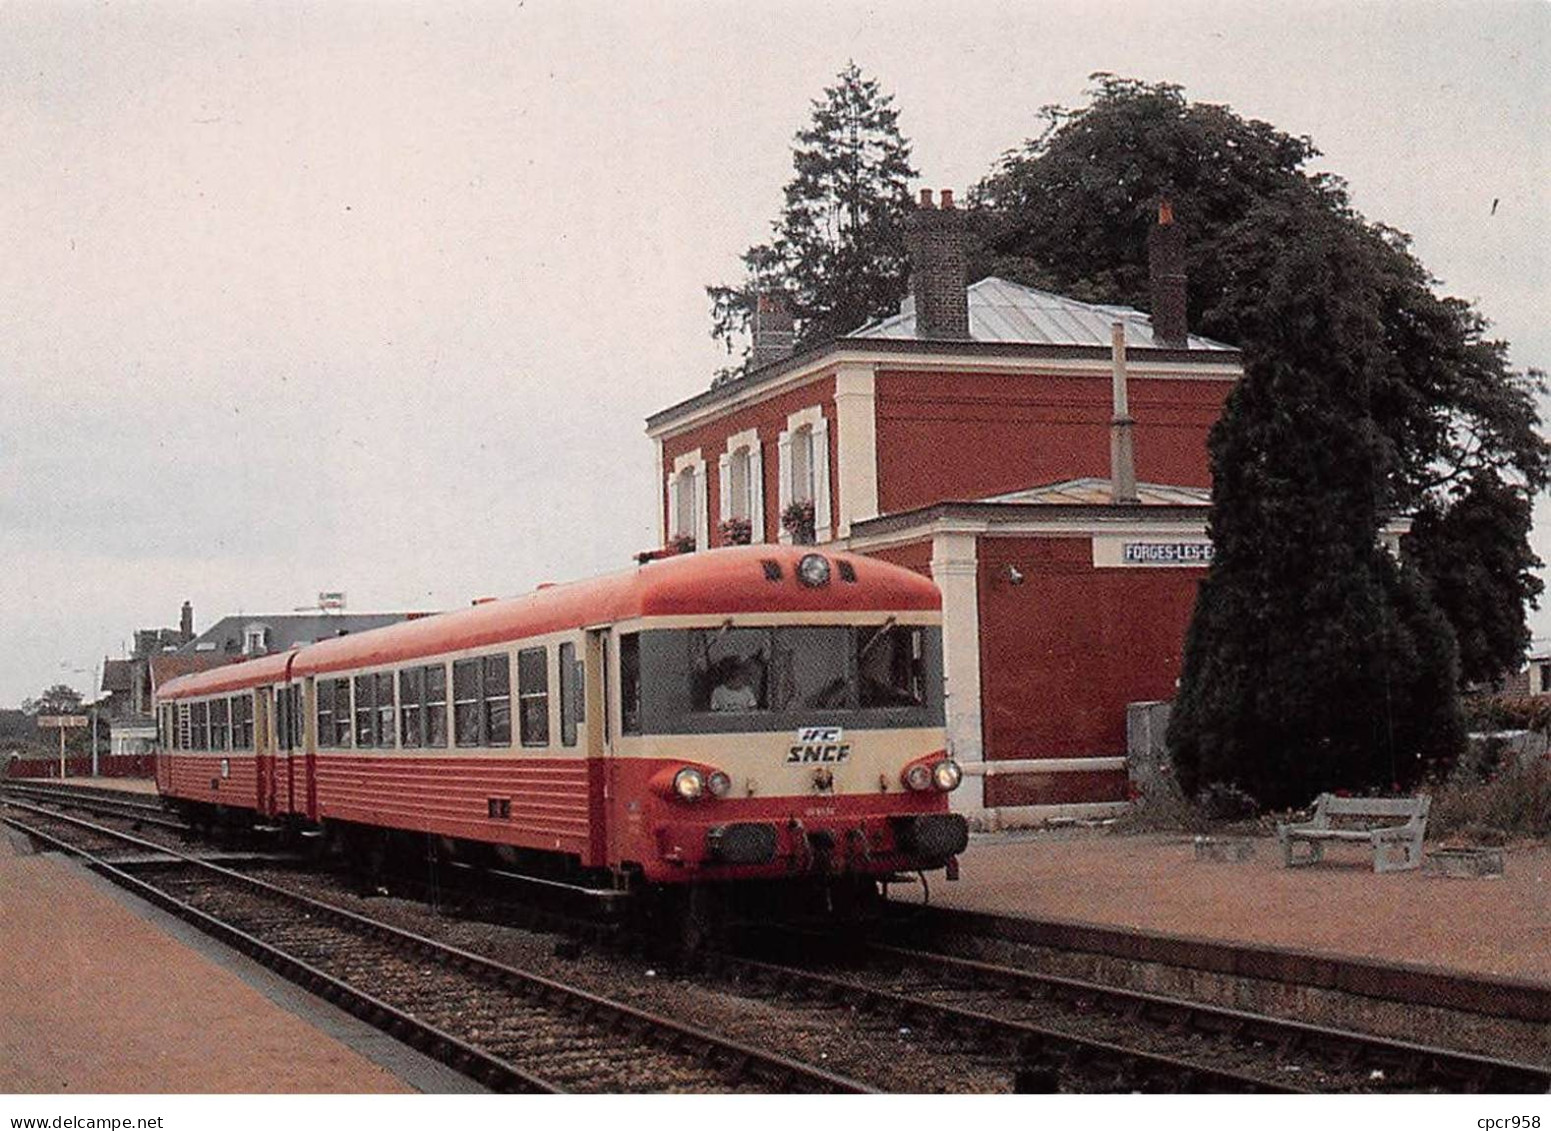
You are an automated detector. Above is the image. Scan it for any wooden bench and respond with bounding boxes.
[1276,794,1430,873]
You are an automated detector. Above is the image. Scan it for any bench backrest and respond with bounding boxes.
[1309,794,1429,829]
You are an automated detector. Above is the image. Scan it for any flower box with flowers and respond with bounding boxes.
[719,516,753,545]
[781,499,816,544]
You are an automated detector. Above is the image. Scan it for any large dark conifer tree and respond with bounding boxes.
[973,76,1544,805]
[706,62,916,366]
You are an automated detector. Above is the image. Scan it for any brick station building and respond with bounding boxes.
[646,192,1243,825]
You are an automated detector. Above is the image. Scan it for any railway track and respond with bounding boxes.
[0,804,869,1094]
[1,781,188,833]
[714,927,1550,1093]
[8,789,1543,1093]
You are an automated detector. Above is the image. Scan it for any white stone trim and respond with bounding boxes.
[834,363,879,537]
[717,451,731,527]
[750,442,765,543]
[654,437,666,546]
[977,801,1129,830]
[720,428,764,543]
[778,405,831,544]
[964,756,1127,775]
[776,429,792,544]
[931,530,983,816]
[670,449,707,551]
[694,464,708,552]
[647,349,1242,441]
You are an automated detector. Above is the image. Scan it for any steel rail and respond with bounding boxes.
[848,936,1551,1093]
[1,782,186,831]
[698,946,1302,1093]
[2,805,871,1094]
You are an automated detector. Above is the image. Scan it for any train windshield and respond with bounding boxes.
[621,624,942,735]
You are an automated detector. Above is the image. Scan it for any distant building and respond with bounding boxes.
[645,191,1242,825]
[177,611,420,659]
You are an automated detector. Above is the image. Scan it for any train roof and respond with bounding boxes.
[157,546,939,699]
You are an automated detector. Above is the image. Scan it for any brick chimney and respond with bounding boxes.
[1147,199,1188,347]
[904,188,970,339]
[749,290,795,370]
[179,601,193,641]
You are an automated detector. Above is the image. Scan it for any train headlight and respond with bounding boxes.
[932,760,963,792]
[797,554,831,588]
[903,763,934,792]
[673,767,705,801]
[706,770,732,799]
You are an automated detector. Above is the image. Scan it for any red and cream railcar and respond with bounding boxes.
[154,546,967,887]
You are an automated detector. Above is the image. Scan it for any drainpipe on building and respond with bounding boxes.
[1110,322,1140,505]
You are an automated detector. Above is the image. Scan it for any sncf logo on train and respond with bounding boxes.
[787,726,850,764]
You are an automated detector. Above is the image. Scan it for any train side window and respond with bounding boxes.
[484,654,512,746]
[231,695,253,750]
[190,701,210,749]
[354,675,376,747]
[620,634,642,735]
[376,672,395,748]
[453,659,482,746]
[517,648,547,747]
[425,664,448,747]
[317,680,335,747]
[399,667,424,748]
[275,689,290,751]
[209,698,230,751]
[559,642,579,747]
[177,703,190,749]
[857,625,927,708]
[329,678,353,746]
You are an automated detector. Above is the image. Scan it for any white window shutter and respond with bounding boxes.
[812,417,832,541]
[717,452,731,539]
[694,461,709,552]
[750,441,765,543]
[664,473,677,539]
[776,430,793,544]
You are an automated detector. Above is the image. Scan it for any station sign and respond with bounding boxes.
[38,714,89,728]
[1091,535,1215,569]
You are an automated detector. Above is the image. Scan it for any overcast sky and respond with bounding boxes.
[1,0,1546,706]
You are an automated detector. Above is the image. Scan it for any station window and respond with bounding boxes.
[231,695,253,750]
[559,641,580,747]
[517,648,547,747]
[190,701,209,749]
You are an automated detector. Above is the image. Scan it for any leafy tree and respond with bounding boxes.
[707,62,917,368]
[21,683,83,717]
[1405,471,1543,686]
[974,75,1541,804]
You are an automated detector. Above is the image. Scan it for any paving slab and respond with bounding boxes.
[921,830,1551,984]
[0,845,441,1093]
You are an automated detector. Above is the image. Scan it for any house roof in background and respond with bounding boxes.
[851,277,1238,352]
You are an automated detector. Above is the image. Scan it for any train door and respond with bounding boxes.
[584,629,613,869]
[275,682,297,817]
[255,687,275,817]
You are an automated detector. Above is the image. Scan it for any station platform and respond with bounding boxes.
[25,774,160,795]
[0,827,472,1093]
[919,829,1551,985]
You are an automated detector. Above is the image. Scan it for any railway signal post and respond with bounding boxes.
[38,714,88,778]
